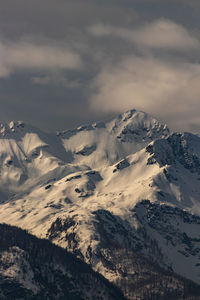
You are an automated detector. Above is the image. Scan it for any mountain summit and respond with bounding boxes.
[1,109,200,299]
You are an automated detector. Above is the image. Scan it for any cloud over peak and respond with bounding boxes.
[90,55,200,132]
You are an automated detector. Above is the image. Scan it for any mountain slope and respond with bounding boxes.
[1,110,200,298]
[0,223,125,300]
[1,223,200,300]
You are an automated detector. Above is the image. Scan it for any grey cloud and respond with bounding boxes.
[88,19,200,51]
[0,39,82,78]
[0,0,138,40]
[181,0,200,9]
[0,0,199,133]
[90,55,200,132]
[31,74,83,89]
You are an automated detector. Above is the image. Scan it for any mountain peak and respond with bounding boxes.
[115,109,168,130]
[108,109,170,142]
[1,109,200,296]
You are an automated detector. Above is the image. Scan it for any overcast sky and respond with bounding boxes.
[0,0,200,132]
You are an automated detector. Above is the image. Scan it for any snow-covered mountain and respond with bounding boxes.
[1,224,200,300]
[1,109,200,299]
[0,223,125,300]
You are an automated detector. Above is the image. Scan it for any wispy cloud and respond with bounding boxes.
[88,18,200,132]
[88,19,200,51]
[0,39,82,78]
[31,74,83,89]
[0,0,199,133]
[90,55,200,131]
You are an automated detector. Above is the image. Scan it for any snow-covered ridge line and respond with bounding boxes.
[1,109,200,298]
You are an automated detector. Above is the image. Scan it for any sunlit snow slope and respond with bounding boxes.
[1,109,200,293]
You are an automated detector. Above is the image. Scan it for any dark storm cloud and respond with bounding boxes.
[0,0,200,133]
[0,0,138,39]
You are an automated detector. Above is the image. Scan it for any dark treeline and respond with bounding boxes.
[0,223,125,300]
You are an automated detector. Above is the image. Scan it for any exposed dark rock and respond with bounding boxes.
[45,184,52,190]
[0,223,125,300]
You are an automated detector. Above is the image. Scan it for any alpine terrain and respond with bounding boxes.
[1,109,200,299]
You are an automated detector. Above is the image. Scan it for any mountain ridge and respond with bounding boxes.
[1,109,200,299]
[0,223,126,300]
